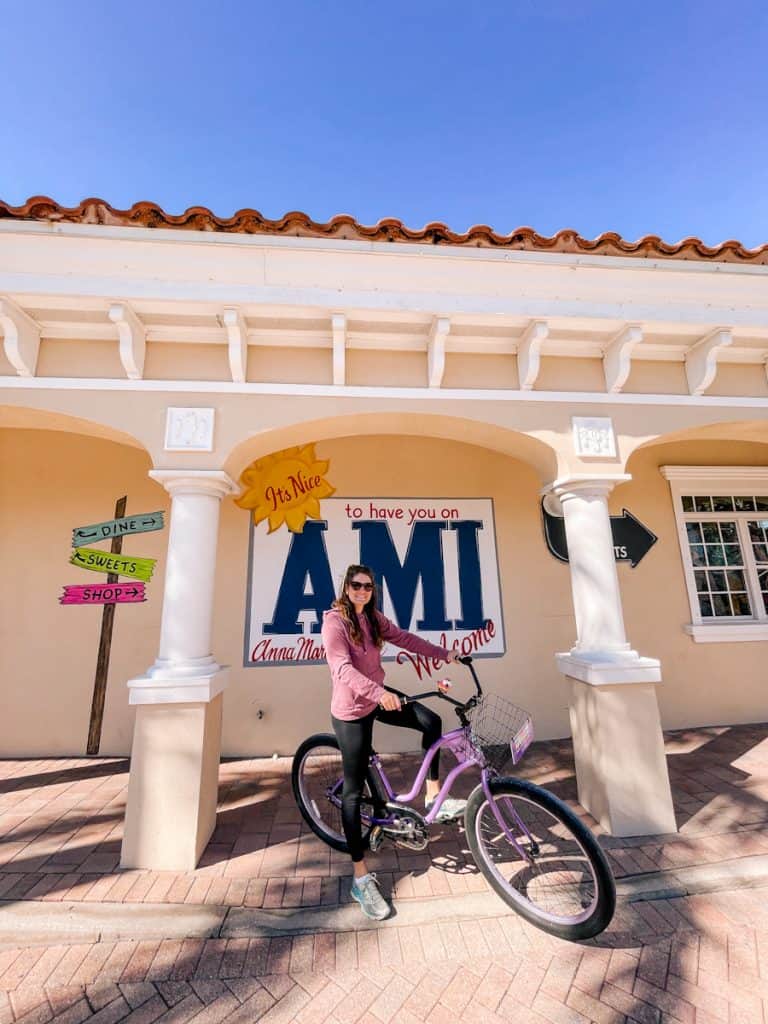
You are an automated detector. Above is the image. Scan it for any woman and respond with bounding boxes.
[321,563,464,920]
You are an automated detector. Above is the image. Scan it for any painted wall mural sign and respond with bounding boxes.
[244,497,506,678]
[541,498,657,568]
[235,444,336,533]
[68,546,156,581]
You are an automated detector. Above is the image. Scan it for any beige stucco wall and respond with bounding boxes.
[2,425,767,758]
[0,429,167,756]
[617,438,768,730]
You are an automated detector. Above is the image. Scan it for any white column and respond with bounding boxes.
[556,477,632,661]
[130,470,238,703]
[547,474,677,837]
[121,469,238,870]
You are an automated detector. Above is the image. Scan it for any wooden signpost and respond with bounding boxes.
[60,500,165,755]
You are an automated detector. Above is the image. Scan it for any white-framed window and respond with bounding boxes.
[660,466,768,643]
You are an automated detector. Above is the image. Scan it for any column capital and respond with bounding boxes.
[149,469,238,499]
[546,473,631,503]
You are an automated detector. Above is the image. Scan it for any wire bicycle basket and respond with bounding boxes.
[466,693,535,771]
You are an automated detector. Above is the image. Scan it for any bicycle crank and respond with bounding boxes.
[381,804,429,851]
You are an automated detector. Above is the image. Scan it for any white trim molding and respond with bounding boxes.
[427,316,450,388]
[221,307,248,383]
[603,324,643,394]
[0,296,41,377]
[685,328,733,396]
[331,313,347,387]
[661,464,768,643]
[517,320,549,390]
[684,623,768,643]
[109,302,146,380]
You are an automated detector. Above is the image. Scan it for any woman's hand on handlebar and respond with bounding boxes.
[379,691,401,712]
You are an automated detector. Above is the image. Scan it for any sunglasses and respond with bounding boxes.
[349,581,374,591]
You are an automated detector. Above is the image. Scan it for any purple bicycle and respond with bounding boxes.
[292,656,615,940]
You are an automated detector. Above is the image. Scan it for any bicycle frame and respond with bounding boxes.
[326,721,536,862]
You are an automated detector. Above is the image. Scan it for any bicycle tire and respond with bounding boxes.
[291,733,382,854]
[465,777,615,940]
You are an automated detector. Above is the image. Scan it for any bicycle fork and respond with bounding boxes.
[481,772,539,863]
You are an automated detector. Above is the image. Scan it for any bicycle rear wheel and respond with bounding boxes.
[465,777,615,940]
[292,733,381,854]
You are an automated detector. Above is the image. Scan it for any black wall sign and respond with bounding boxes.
[541,499,657,568]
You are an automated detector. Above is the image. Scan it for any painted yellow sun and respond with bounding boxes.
[235,444,336,533]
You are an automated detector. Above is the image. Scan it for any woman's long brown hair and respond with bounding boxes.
[333,564,383,648]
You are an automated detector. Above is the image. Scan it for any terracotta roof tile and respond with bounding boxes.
[1,195,766,265]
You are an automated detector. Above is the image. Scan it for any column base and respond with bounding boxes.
[557,654,677,838]
[120,692,224,870]
[128,662,229,705]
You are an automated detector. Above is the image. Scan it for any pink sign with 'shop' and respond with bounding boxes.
[60,583,146,605]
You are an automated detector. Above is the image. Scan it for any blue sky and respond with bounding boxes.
[2,1,766,247]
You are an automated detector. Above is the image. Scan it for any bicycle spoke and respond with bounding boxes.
[476,794,598,923]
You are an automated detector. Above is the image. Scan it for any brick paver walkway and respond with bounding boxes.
[1,723,767,1021]
[1,723,767,911]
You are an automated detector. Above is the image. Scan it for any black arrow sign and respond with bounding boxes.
[541,499,657,568]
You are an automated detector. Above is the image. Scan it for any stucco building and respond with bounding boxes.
[1,197,766,868]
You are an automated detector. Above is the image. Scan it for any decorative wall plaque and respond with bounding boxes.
[572,416,617,458]
[164,407,215,452]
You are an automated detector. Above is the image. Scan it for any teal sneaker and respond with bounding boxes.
[350,873,391,921]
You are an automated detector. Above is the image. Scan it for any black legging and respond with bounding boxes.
[331,689,442,863]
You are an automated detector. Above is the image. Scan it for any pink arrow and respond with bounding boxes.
[60,583,147,605]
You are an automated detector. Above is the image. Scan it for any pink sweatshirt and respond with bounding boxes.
[321,607,451,721]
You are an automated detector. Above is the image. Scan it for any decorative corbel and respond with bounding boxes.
[0,296,41,377]
[517,320,549,391]
[427,316,450,388]
[685,328,733,396]
[331,313,347,386]
[603,324,643,393]
[108,303,146,380]
[222,307,248,383]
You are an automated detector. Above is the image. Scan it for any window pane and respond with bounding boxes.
[690,545,706,566]
[702,523,720,543]
[694,496,712,512]
[709,570,727,591]
[753,543,768,564]
[698,594,713,617]
[706,545,725,566]
[712,594,731,616]
[748,521,764,542]
[724,545,742,566]
[720,522,738,542]
[681,495,694,512]
[686,522,703,544]
[712,496,734,511]
[726,569,746,590]
[731,593,752,616]
[756,496,768,512]
[734,496,756,511]
[694,571,709,593]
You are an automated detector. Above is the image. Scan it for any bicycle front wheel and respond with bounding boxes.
[292,733,381,854]
[465,778,615,940]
